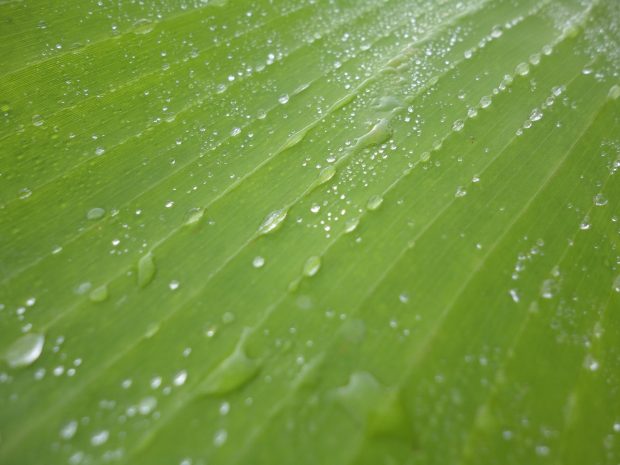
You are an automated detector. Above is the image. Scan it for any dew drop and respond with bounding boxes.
[302,256,321,277]
[355,119,392,149]
[137,253,156,288]
[316,165,336,185]
[452,119,465,132]
[89,284,109,303]
[344,217,360,233]
[257,209,287,235]
[213,429,228,447]
[132,18,155,34]
[86,207,105,220]
[252,256,265,268]
[60,420,78,440]
[455,186,467,198]
[31,114,44,127]
[4,333,44,368]
[90,430,109,447]
[173,370,188,386]
[199,329,260,395]
[515,62,530,76]
[138,396,157,415]
[480,95,492,109]
[609,85,620,100]
[612,275,620,293]
[366,195,384,211]
[529,108,543,122]
[593,193,607,206]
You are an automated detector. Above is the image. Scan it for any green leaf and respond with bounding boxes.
[1,0,619,464]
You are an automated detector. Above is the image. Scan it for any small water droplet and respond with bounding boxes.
[90,430,109,447]
[4,333,44,368]
[89,284,109,303]
[185,208,204,225]
[509,289,520,303]
[137,253,156,288]
[169,280,180,291]
[529,108,543,122]
[278,94,289,104]
[173,370,187,386]
[455,186,467,198]
[213,429,228,447]
[612,275,620,293]
[302,256,321,277]
[60,420,78,440]
[32,114,44,127]
[138,396,157,415]
[252,256,265,268]
[366,195,383,211]
[18,187,32,200]
[609,85,620,100]
[355,119,392,149]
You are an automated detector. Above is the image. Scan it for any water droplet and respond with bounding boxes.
[452,119,465,132]
[90,430,109,446]
[60,420,78,440]
[480,95,492,108]
[540,279,558,299]
[89,284,109,303]
[399,293,410,303]
[530,108,543,122]
[609,85,620,100]
[252,256,265,268]
[585,355,599,372]
[94,147,105,156]
[138,396,157,415]
[257,209,287,235]
[31,114,44,127]
[344,217,360,233]
[366,195,383,211]
[509,289,520,303]
[18,187,32,200]
[132,18,155,34]
[4,333,44,368]
[316,165,336,185]
[213,429,228,447]
[515,62,530,76]
[612,275,620,293]
[278,94,289,104]
[355,119,392,149]
[173,370,187,386]
[86,207,105,220]
[169,280,180,291]
[579,217,591,230]
[185,208,204,225]
[199,329,259,395]
[302,256,321,277]
[137,253,156,288]
[455,186,467,198]
[593,193,607,206]
[334,372,410,439]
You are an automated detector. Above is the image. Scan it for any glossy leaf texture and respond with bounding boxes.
[1,0,620,464]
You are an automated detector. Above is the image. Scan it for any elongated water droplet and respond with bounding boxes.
[257,209,287,235]
[316,165,336,185]
[452,119,464,132]
[185,208,204,225]
[199,329,260,395]
[334,372,409,439]
[515,62,530,76]
[366,195,383,211]
[4,333,44,368]
[60,420,78,440]
[344,217,360,233]
[302,256,321,277]
[613,275,620,293]
[609,85,620,100]
[355,119,392,149]
[132,18,155,34]
[89,284,108,303]
[480,95,492,109]
[86,207,105,220]
[138,253,156,288]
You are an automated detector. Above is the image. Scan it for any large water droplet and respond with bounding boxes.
[355,119,392,149]
[316,165,336,185]
[199,329,260,395]
[4,333,44,368]
[89,284,109,303]
[344,217,360,233]
[132,18,155,34]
